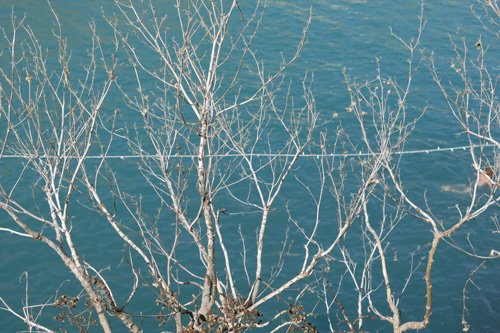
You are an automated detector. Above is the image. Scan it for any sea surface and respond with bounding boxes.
[0,0,499,332]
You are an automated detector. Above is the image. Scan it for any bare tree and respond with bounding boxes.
[1,0,499,332]
[1,0,326,331]
[0,2,127,331]
[428,1,500,330]
[314,1,500,332]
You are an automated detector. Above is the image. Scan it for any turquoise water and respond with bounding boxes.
[0,0,499,332]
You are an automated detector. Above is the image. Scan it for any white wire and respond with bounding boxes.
[0,144,495,160]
